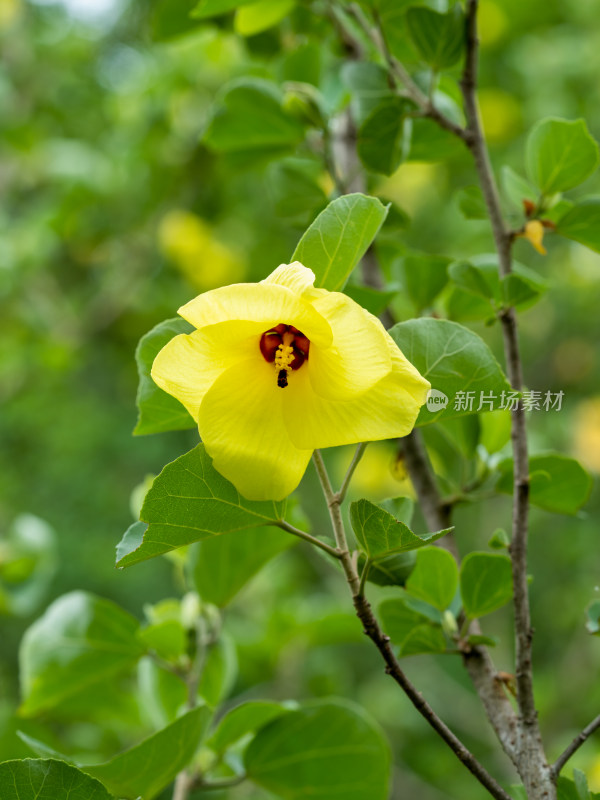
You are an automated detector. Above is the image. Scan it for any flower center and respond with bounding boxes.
[259,324,310,389]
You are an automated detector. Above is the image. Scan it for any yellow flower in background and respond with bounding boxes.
[518,219,547,255]
[158,209,246,291]
[151,262,430,500]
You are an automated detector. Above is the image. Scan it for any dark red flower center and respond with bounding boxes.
[259,324,310,388]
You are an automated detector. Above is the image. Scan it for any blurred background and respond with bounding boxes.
[1,0,600,797]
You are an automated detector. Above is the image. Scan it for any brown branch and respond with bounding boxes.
[312,450,513,800]
[551,714,600,778]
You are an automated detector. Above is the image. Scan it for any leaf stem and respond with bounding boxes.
[337,442,368,504]
[276,519,341,558]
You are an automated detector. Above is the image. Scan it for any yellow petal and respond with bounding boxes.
[306,293,391,399]
[151,321,260,420]
[178,283,332,348]
[519,219,547,255]
[285,335,430,449]
[261,261,316,296]
[198,357,313,501]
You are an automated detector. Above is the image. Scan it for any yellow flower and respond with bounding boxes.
[151,262,430,501]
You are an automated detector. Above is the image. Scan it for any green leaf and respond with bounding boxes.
[556,197,600,253]
[526,118,599,195]
[574,769,591,800]
[291,194,388,292]
[357,99,409,176]
[116,445,286,568]
[405,547,458,611]
[192,0,262,21]
[501,166,537,210]
[401,624,447,656]
[150,0,203,41]
[379,597,445,656]
[557,775,600,800]
[402,254,450,311]
[191,526,294,607]
[245,699,390,800]
[19,709,211,800]
[198,633,238,706]
[350,499,451,558]
[360,551,416,588]
[341,63,394,126]
[0,760,115,800]
[405,5,465,70]
[344,284,397,317]
[496,453,592,515]
[501,271,547,309]
[204,79,305,154]
[457,185,487,220]
[488,528,510,549]
[87,708,211,799]
[268,159,327,222]
[20,591,145,716]
[460,552,513,619]
[234,0,295,35]
[134,319,195,436]
[137,619,186,661]
[448,260,496,301]
[389,318,511,425]
[208,701,291,753]
[480,409,511,454]
[407,117,463,161]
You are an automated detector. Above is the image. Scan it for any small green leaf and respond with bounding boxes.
[20,592,145,716]
[496,453,592,515]
[480,409,511,454]
[134,319,195,436]
[268,159,327,222]
[460,552,513,619]
[501,166,537,210]
[0,760,115,800]
[556,197,600,253]
[586,600,600,635]
[557,774,599,800]
[526,118,599,195]
[402,254,450,311]
[357,99,409,176]
[292,194,388,292]
[245,699,391,800]
[574,769,591,800]
[341,62,395,126]
[405,5,465,70]
[407,117,463,161]
[204,79,305,154]
[379,598,446,655]
[457,185,487,219]
[389,318,511,425]
[359,552,416,588]
[401,624,447,656]
[501,271,547,309]
[466,634,498,647]
[350,499,451,558]
[488,529,510,549]
[116,445,286,568]
[448,260,496,301]
[137,619,186,661]
[234,0,295,35]
[208,701,291,753]
[191,526,294,607]
[405,547,458,611]
[86,707,211,800]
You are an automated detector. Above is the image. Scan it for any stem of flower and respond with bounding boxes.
[311,449,513,800]
[336,442,368,505]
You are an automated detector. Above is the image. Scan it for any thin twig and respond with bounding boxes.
[275,519,341,558]
[345,3,468,141]
[196,772,248,791]
[312,450,512,800]
[337,442,368,504]
[551,714,600,777]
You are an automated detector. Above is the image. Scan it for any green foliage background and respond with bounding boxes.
[1,0,600,797]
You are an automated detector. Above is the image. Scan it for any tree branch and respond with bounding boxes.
[551,714,600,778]
[312,450,513,800]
